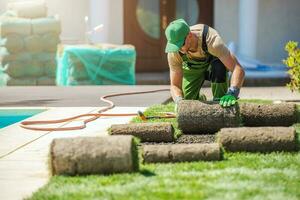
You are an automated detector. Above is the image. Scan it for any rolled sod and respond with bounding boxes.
[142,143,222,163]
[110,122,175,142]
[50,136,139,175]
[177,100,241,134]
[217,127,297,152]
[240,103,297,126]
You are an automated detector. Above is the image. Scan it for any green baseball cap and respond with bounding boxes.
[165,19,190,53]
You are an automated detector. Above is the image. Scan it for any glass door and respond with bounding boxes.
[124,0,213,72]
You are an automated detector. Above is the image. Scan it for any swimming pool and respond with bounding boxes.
[0,109,46,129]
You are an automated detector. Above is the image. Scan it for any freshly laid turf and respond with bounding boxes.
[28,100,300,200]
[29,152,300,200]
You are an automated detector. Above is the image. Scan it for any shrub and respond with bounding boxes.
[283,41,300,92]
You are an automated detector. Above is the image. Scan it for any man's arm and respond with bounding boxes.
[170,69,183,101]
[219,51,245,88]
[218,51,245,107]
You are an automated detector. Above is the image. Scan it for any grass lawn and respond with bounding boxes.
[29,100,300,200]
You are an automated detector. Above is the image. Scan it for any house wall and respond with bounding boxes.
[89,0,123,44]
[215,0,300,63]
[214,0,239,45]
[256,0,300,63]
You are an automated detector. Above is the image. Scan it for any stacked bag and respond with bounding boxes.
[0,1,61,86]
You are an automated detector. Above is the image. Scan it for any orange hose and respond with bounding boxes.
[20,88,170,131]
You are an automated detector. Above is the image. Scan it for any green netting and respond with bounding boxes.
[56,45,136,86]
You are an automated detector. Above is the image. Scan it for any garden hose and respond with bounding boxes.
[20,88,175,131]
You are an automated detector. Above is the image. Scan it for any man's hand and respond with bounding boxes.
[219,86,240,107]
[219,94,237,107]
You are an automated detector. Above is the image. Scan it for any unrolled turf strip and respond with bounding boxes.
[110,122,175,142]
[240,103,297,126]
[217,127,297,152]
[177,100,241,134]
[142,143,222,163]
[50,136,138,175]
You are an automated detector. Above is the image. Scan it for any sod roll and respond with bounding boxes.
[177,100,240,134]
[43,61,56,78]
[217,127,297,152]
[7,1,47,19]
[31,17,61,34]
[37,77,55,85]
[142,143,221,163]
[0,17,31,36]
[50,136,139,175]
[240,103,297,126]
[110,122,175,142]
[5,60,44,78]
[0,52,32,64]
[0,33,24,53]
[24,35,43,52]
[7,77,36,86]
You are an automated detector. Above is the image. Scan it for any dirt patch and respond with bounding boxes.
[140,135,215,145]
[217,127,297,152]
[50,136,138,176]
[177,100,240,134]
[176,134,215,144]
[110,122,175,142]
[240,103,297,126]
[142,143,221,163]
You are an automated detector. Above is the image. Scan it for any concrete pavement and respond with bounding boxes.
[0,86,300,107]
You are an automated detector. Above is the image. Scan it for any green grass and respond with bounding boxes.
[237,99,273,104]
[131,102,181,137]
[28,101,300,200]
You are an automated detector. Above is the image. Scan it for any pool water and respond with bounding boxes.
[0,109,46,129]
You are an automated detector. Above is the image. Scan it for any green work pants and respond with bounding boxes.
[182,56,228,100]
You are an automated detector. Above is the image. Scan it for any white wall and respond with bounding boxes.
[47,0,89,43]
[214,0,239,45]
[239,0,258,59]
[108,0,123,44]
[256,0,300,63]
[215,0,300,64]
[89,0,123,44]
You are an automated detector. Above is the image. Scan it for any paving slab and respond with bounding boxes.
[1,86,300,108]
[0,179,47,200]
[0,106,146,200]
[0,86,170,107]
[0,107,96,158]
